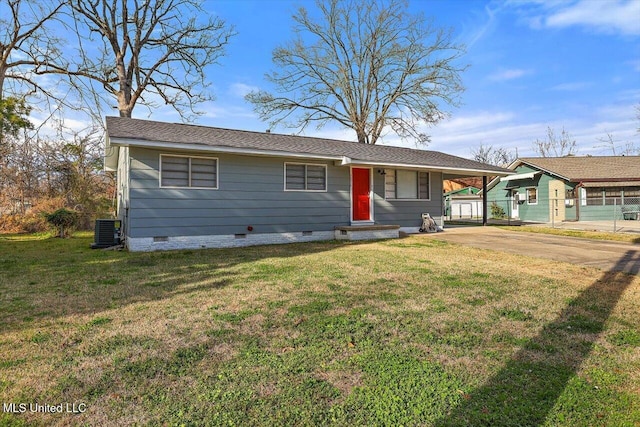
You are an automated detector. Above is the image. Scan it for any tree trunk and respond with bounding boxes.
[356,129,370,144]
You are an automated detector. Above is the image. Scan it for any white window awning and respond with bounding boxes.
[499,171,541,182]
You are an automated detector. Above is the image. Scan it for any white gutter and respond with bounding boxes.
[104,135,118,171]
[499,171,541,181]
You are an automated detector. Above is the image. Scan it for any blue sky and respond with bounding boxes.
[59,0,640,159]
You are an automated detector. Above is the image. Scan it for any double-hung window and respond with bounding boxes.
[604,187,622,205]
[285,163,327,191]
[384,169,430,200]
[526,187,538,205]
[160,155,218,188]
[585,188,603,206]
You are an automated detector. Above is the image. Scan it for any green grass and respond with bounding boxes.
[0,232,638,426]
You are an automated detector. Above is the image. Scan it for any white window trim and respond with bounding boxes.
[526,187,538,205]
[159,154,219,189]
[384,169,431,201]
[283,162,328,192]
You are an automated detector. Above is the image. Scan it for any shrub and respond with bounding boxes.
[0,198,66,233]
[490,201,506,219]
[45,208,79,238]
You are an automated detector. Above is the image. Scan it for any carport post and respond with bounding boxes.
[482,176,488,226]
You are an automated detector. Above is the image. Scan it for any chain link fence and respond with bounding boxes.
[445,196,640,233]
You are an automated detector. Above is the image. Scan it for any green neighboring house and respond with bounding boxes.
[486,156,640,223]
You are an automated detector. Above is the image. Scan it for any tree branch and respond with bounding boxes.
[246,0,466,144]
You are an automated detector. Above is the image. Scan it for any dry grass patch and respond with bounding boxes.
[500,225,640,243]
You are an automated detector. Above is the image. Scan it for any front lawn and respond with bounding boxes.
[1,233,638,426]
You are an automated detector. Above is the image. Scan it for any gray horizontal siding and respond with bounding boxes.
[125,148,446,238]
[127,148,350,238]
[131,198,348,210]
[373,172,444,227]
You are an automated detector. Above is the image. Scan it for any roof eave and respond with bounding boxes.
[572,178,640,183]
[108,137,342,162]
[108,137,513,176]
[344,159,511,176]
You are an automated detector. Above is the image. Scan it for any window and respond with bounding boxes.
[585,188,603,206]
[604,187,622,205]
[396,170,418,199]
[624,187,640,198]
[160,155,217,188]
[384,169,430,200]
[526,187,537,205]
[566,188,576,199]
[284,163,327,191]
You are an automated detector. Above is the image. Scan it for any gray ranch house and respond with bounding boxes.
[105,117,510,251]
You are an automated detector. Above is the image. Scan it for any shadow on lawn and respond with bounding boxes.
[435,250,638,426]
[0,237,354,332]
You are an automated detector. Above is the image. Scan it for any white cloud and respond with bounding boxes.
[430,111,516,134]
[273,101,640,158]
[368,102,640,159]
[464,3,501,48]
[488,68,531,81]
[228,82,260,98]
[550,81,593,91]
[302,128,358,142]
[523,0,640,36]
[372,111,525,156]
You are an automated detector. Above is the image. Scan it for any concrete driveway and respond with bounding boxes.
[424,226,640,275]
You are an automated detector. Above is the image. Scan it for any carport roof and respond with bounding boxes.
[104,116,512,176]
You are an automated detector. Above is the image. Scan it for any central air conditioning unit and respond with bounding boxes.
[91,219,122,249]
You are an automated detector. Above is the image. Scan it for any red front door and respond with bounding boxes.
[352,168,371,221]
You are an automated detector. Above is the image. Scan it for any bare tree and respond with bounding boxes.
[50,126,112,227]
[470,143,516,166]
[246,0,466,145]
[0,0,66,153]
[596,132,639,156]
[0,130,44,215]
[532,126,577,157]
[0,0,66,99]
[0,125,112,227]
[43,0,236,119]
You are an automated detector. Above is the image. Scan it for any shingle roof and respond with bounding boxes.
[518,156,640,182]
[105,117,511,175]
